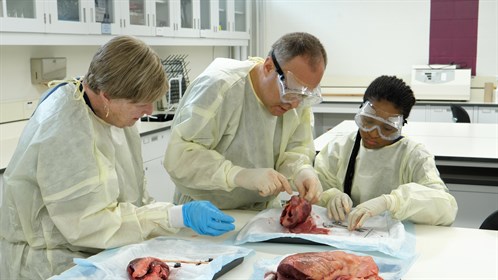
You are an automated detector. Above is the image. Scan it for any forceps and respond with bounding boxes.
[322,221,368,233]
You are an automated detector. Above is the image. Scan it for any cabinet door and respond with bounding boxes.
[141,129,170,162]
[45,0,99,34]
[408,105,427,122]
[141,129,174,202]
[428,105,453,122]
[230,0,250,39]
[175,0,200,37]
[0,173,3,207]
[210,0,249,39]
[477,107,498,123]
[155,0,200,38]
[198,0,217,37]
[119,0,156,35]
[0,0,102,34]
[448,183,498,229]
[144,158,176,202]
[428,105,474,123]
[0,0,45,32]
[155,0,175,35]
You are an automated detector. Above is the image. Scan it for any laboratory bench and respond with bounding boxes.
[58,209,498,279]
[312,99,498,136]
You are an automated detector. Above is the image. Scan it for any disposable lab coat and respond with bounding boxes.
[0,82,178,279]
[315,131,458,226]
[164,58,316,210]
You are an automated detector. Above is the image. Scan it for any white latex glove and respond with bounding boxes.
[326,192,353,222]
[294,168,323,204]
[348,195,393,231]
[234,168,292,197]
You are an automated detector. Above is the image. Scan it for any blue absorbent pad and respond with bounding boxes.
[235,206,416,259]
[250,247,417,280]
[50,237,252,280]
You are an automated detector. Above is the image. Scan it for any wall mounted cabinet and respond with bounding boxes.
[0,0,250,46]
[0,0,100,34]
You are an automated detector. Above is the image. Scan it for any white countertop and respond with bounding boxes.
[314,120,498,162]
[0,120,172,171]
[169,210,498,279]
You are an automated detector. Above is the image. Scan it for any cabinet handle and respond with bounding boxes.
[49,13,52,24]
[83,8,86,23]
[91,8,94,23]
[147,14,150,26]
[44,13,46,24]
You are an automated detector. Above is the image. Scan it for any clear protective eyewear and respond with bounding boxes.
[271,51,323,106]
[354,100,404,140]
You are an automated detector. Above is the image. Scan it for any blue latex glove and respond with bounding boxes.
[182,201,235,236]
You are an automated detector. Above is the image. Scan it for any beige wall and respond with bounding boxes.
[0,44,230,123]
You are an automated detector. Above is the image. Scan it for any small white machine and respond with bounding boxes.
[411,65,471,101]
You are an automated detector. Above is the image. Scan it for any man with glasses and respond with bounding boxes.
[164,32,327,210]
[315,76,457,231]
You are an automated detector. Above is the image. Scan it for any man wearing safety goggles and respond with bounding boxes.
[315,75,457,231]
[165,32,327,210]
[272,50,323,106]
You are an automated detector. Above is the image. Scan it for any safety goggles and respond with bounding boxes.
[354,100,404,140]
[271,51,322,106]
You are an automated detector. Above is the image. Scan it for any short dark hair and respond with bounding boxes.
[363,75,416,121]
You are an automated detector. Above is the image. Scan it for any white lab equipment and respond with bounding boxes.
[411,65,471,101]
[30,58,67,84]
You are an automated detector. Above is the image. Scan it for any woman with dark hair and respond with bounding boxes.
[315,75,458,231]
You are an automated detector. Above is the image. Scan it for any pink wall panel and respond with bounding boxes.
[429,0,479,75]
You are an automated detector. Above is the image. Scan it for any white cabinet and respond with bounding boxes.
[0,172,3,207]
[0,0,101,34]
[211,0,249,39]
[101,0,156,36]
[428,105,474,123]
[154,0,251,39]
[155,0,207,38]
[477,106,498,123]
[408,105,427,122]
[141,129,176,202]
[448,183,498,229]
[1,0,250,44]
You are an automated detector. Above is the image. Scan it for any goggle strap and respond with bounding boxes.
[271,50,285,78]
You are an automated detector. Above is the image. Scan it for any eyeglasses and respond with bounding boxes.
[354,100,404,140]
[271,50,322,106]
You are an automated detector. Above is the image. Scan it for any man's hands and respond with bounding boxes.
[234,168,293,196]
[294,168,323,204]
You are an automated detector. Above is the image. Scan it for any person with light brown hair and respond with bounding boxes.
[0,35,234,280]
